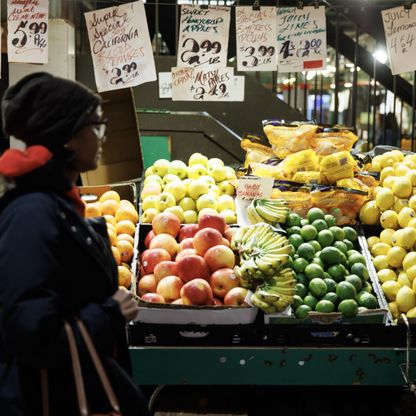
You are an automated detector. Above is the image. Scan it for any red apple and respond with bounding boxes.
[175,248,197,262]
[152,212,180,237]
[144,230,155,249]
[141,248,171,274]
[222,238,230,247]
[156,275,184,302]
[204,245,235,272]
[180,278,214,306]
[176,255,210,282]
[223,287,249,307]
[138,274,157,296]
[139,265,146,277]
[141,293,165,304]
[154,261,178,284]
[149,233,178,258]
[209,268,240,298]
[224,227,237,242]
[178,224,199,242]
[198,213,226,235]
[213,298,223,306]
[171,298,184,305]
[193,228,224,256]
[178,238,194,252]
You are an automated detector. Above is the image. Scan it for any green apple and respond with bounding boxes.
[144,174,163,185]
[183,210,198,224]
[153,159,170,177]
[163,174,182,185]
[199,175,215,185]
[225,166,237,180]
[182,178,192,196]
[207,164,227,182]
[188,179,209,200]
[164,181,186,202]
[165,206,184,223]
[157,191,176,211]
[207,158,224,167]
[145,166,156,177]
[198,208,218,220]
[196,194,218,212]
[179,197,197,211]
[141,208,160,223]
[187,164,207,180]
[141,183,162,199]
[220,209,237,224]
[208,184,220,198]
[142,195,160,211]
[217,194,235,212]
[168,160,188,179]
[189,153,208,167]
[218,180,235,196]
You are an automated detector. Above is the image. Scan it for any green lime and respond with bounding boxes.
[324,214,337,227]
[300,225,318,241]
[338,299,359,318]
[336,281,357,301]
[300,219,309,227]
[326,264,348,282]
[305,264,325,280]
[315,300,335,313]
[289,244,296,257]
[296,273,308,286]
[297,243,316,261]
[309,240,322,252]
[362,281,373,293]
[293,257,309,273]
[286,212,302,227]
[295,283,308,298]
[292,295,304,309]
[323,292,339,305]
[345,275,363,292]
[312,257,325,269]
[347,249,361,258]
[343,226,358,242]
[323,278,337,293]
[343,239,355,251]
[339,252,348,267]
[287,226,301,236]
[323,271,332,280]
[307,207,325,223]
[304,294,319,310]
[357,292,378,309]
[347,253,366,269]
[320,247,343,265]
[309,278,328,298]
[333,241,348,254]
[288,234,304,249]
[350,263,369,281]
[317,230,335,248]
[329,226,345,241]
[295,304,312,319]
[311,219,328,232]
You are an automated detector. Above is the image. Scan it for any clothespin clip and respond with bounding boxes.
[297,0,303,9]
[252,0,260,11]
[200,0,208,10]
[314,0,319,9]
[404,0,411,10]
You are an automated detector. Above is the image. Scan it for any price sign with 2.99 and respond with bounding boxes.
[7,0,49,63]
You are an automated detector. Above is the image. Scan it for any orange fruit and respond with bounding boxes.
[111,246,121,265]
[117,233,135,245]
[99,190,121,203]
[115,220,136,236]
[107,228,117,246]
[101,199,119,216]
[118,265,132,288]
[116,240,134,263]
[85,202,102,218]
[121,262,131,270]
[115,205,139,224]
[103,215,117,227]
[119,199,135,208]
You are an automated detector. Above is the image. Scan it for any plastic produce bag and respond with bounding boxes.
[241,135,276,169]
[320,151,357,183]
[310,129,358,156]
[292,171,321,184]
[280,149,319,178]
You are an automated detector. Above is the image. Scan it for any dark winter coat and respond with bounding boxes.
[0,162,148,416]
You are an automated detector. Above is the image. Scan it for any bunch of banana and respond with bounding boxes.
[247,199,289,225]
[250,268,297,313]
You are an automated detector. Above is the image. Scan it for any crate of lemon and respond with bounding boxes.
[80,184,139,291]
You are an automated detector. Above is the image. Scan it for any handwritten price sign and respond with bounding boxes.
[237,176,274,200]
[236,7,277,71]
[177,5,230,68]
[277,6,327,73]
[85,1,156,93]
[382,5,416,75]
[7,0,48,63]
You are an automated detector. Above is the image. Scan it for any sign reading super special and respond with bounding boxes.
[277,6,327,73]
[7,0,49,64]
[85,1,156,92]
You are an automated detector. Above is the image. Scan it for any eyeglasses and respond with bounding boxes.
[84,118,108,141]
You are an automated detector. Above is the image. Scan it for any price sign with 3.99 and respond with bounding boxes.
[7,0,49,63]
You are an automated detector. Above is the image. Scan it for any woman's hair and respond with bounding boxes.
[1,72,101,151]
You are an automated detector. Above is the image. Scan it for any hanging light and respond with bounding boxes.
[373,49,388,64]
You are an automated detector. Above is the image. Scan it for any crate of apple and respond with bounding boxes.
[136,211,251,308]
[141,153,237,226]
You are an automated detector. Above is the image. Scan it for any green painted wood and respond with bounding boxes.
[139,135,171,169]
[130,347,414,386]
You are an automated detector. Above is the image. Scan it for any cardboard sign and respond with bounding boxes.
[236,6,277,71]
[277,6,327,73]
[177,5,230,68]
[7,0,49,63]
[85,1,156,93]
[158,72,172,98]
[382,5,416,75]
[237,176,274,200]
[171,66,243,101]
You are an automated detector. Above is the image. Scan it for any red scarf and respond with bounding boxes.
[0,145,85,217]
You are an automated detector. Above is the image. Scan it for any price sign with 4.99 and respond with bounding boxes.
[7,0,49,64]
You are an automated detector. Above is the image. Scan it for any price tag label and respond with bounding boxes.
[277,6,327,73]
[382,5,416,75]
[7,0,49,64]
[177,5,230,68]
[158,72,172,99]
[237,176,274,200]
[84,1,156,93]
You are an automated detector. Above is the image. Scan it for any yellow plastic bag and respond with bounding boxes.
[336,178,370,193]
[271,188,312,218]
[249,162,287,180]
[320,151,357,183]
[309,130,358,156]
[292,171,322,184]
[241,137,276,169]
[281,149,319,178]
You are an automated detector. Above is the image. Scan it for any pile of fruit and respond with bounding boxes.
[246,198,289,225]
[285,208,379,319]
[138,212,249,306]
[84,190,139,289]
[141,153,238,225]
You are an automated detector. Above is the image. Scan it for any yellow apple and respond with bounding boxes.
[217,195,235,212]
[218,180,235,196]
[208,184,220,198]
[189,153,208,167]
[141,183,162,199]
[164,181,186,202]
[207,165,227,182]
[142,208,160,223]
[187,164,207,179]
[207,158,224,167]
[145,166,156,177]
[163,174,181,185]
[179,197,197,211]
[144,174,163,185]
[183,210,198,223]
[153,159,170,177]
[142,195,160,211]
[225,166,237,180]
[157,192,176,211]
[198,208,218,220]
[168,160,188,179]
[165,206,185,223]
[220,209,237,224]
[196,194,217,212]
[199,175,215,185]
[188,179,209,200]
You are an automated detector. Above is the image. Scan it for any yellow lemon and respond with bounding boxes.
[383,176,397,189]
[407,265,416,283]
[85,202,102,218]
[359,201,380,225]
[367,236,381,250]
[393,176,413,198]
[103,215,117,227]
[369,161,382,173]
[393,197,409,213]
[371,242,392,256]
[394,227,416,250]
[377,268,397,283]
[398,207,416,227]
[398,271,412,288]
[375,188,395,211]
[390,150,405,162]
[382,280,402,302]
[380,228,395,246]
[380,166,395,182]
[387,246,407,268]
[99,190,121,203]
[406,170,416,186]
[115,205,139,224]
[408,218,416,229]
[389,301,400,319]
[403,252,416,271]
[380,155,396,169]
[373,255,389,271]
[380,210,399,229]
[406,307,416,318]
[101,199,119,216]
[409,195,416,211]
[396,286,416,313]
[394,163,410,176]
